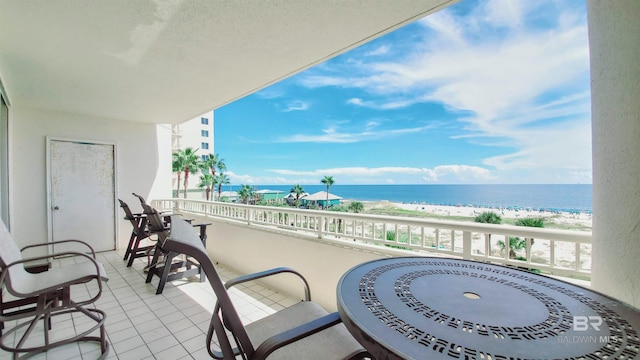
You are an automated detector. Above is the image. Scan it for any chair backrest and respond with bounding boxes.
[118,199,147,234]
[132,192,147,206]
[0,220,32,297]
[141,204,166,232]
[162,216,254,359]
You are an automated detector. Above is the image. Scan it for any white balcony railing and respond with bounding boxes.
[152,199,592,280]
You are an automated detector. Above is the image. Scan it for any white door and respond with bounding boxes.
[48,139,116,252]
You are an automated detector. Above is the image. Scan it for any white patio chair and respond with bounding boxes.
[0,220,109,359]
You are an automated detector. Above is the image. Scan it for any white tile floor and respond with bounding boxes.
[1,250,301,360]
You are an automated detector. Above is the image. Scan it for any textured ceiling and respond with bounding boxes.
[0,0,456,124]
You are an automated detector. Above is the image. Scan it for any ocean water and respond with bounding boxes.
[239,184,592,213]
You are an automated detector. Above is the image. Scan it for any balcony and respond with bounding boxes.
[0,198,599,359]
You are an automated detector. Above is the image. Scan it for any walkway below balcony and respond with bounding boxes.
[0,250,301,360]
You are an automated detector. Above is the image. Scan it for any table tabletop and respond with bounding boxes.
[337,257,640,359]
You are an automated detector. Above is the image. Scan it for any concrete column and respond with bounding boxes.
[588,0,640,308]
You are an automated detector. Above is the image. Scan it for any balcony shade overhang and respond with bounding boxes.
[0,0,456,124]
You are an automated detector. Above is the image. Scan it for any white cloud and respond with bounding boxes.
[255,88,285,99]
[347,97,421,110]
[267,165,493,184]
[483,121,592,171]
[279,124,432,143]
[226,171,290,185]
[364,45,390,56]
[282,100,309,112]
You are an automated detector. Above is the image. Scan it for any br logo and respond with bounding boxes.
[573,316,603,331]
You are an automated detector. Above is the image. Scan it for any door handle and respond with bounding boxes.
[53,206,60,210]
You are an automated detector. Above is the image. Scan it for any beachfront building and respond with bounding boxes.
[218,190,239,203]
[0,1,638,357]
[255,189,286,204]
[301,191,343,208]
[172,112,215,197]
[284,192,310,206]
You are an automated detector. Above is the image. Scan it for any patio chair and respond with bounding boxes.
[0,220,109,359]
[141,204,208,294]
[119,199,158,267]
[162,216,369,359]
[132,192,173,223]
[132,192,149,206]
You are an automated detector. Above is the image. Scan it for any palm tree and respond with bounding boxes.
[172,152,186,197]
[198,174,214,200]
[202,153,226,179]
[290,184,305,207]
[172,147,200,198]
[215,173,230,201]
[320,176,334,209]
[497,218,544,259]
[238,184,255,204]
[475,212,502,256]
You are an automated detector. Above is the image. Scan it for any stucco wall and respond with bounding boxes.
[588,0,640,308]
[10,106,172,252]
[200,216,388,312]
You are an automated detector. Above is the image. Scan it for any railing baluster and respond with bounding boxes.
[485,233,491,258]
[505,234,510,261]
[462,231,471,259]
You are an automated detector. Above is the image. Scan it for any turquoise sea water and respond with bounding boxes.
[238,184,592,213]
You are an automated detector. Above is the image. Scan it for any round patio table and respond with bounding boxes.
[337,257,640,359]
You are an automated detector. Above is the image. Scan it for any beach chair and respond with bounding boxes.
[0,220,109,359]
[163,215,369,359]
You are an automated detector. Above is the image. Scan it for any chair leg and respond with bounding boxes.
[145,244,163,284]
[127,235,142,267]
[156,251,177,295]
[0,300,110,359]
[123,230,137,261]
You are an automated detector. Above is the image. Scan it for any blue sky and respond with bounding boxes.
[215,0,591,185]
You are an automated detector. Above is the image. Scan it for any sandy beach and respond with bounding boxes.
[357,200,592,231]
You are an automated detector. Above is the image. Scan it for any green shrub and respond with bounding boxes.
[515,217,544,227]
[474,212,502,224]
[386,230,396,241]
[348,201,364,213]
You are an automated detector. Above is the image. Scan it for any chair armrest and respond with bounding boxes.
[252,312,342,360]
[21,239,97,259]
[124,212,145,220]
[224,267,310,301]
